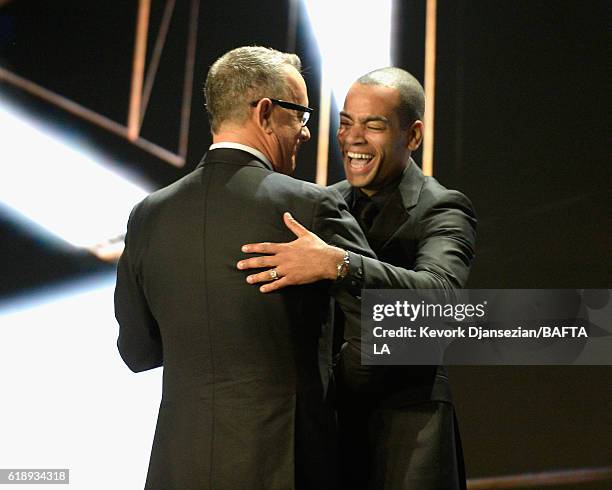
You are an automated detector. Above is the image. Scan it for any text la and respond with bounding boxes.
[374,343,390,355]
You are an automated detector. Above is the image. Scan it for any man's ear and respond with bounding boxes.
[406,120,424,151]
[255,98,274,133]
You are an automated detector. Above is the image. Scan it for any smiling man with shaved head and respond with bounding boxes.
[239,67,477,489]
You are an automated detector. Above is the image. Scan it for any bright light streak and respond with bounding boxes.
[302,0,392,104]
[0,275,162,490]
[0,97,150,251]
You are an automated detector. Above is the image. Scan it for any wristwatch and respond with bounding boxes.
[336,249,350,280]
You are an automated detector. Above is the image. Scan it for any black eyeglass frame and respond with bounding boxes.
[250,98,314,126]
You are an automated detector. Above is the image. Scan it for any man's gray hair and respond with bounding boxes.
[356,67,425,128]
[204,46,302,133]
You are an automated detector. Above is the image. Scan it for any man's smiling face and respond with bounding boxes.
[337,83,412,196]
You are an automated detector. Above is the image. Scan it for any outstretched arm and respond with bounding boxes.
[238,189,477,294]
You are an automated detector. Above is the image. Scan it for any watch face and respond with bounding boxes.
[338,261,349,279]
[336,251,350,280]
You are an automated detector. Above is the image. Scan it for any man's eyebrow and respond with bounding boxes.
[339,112,389,124]
[362,115,389,124]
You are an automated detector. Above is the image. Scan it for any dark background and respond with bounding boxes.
[1,0,610,485]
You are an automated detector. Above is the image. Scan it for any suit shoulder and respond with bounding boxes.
[266,172,341,204]
[127,169,203,232]
[420,175,475,215]
[136,168,202,212]
[146,169,202,205]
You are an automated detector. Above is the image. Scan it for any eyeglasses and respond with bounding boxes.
[250,98,314,127]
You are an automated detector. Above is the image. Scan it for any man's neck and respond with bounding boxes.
[213,127,276,168]
[360,160,409,198]
[213,128,252,146]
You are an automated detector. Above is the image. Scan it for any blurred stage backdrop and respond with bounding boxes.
[0,1,610,489]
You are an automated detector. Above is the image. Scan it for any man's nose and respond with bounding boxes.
[300,125,311,142]
[344,125,366,145]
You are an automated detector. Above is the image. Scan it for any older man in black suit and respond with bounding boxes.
[114,46,373,490]
[239,67,476,489]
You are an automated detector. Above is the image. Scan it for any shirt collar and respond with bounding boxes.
[209,142,273,170]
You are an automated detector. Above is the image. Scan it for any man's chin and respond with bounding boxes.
[346,177,372,191]
[345,168,373,188]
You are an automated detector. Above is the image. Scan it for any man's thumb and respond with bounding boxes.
[283,212,309,237]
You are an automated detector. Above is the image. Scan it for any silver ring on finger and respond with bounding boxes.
[269,269,279,281]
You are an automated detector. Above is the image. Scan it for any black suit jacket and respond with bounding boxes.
[331,159,477,489]
[114,148,373,490]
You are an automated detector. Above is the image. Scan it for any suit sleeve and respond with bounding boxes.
[114,204,163,372]
[344,190,477,293]
[335,190,477,393]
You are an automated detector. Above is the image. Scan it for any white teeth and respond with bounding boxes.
[347,151,373,160]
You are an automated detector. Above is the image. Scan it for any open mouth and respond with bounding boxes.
[347,151,374,171]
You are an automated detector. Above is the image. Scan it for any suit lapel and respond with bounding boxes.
[366,191,410,252]
[331,160,426,253]
[397,158,425,210]
[368,160,425,253]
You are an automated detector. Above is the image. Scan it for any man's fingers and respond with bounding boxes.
[260,276,290,293]
[283,212,310,238]
[245,269,278,284]
[241,242,281,254]
[237,255,277,271]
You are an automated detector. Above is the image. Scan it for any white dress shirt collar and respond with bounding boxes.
[209,142,273,170]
